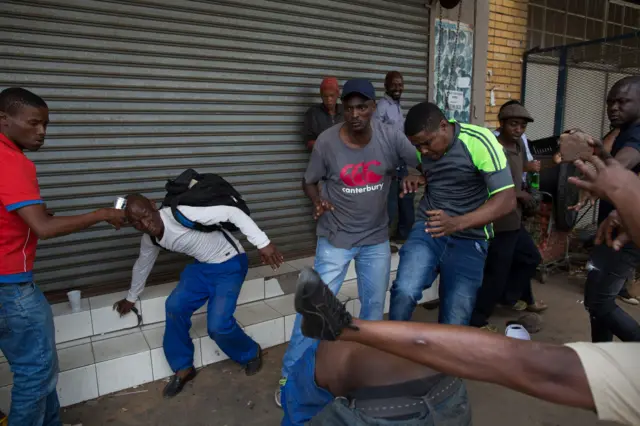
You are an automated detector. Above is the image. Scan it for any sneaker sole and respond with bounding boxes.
[619,297,640,305]
[274,388,282,408]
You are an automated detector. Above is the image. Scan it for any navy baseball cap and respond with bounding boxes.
[341,79,376,101]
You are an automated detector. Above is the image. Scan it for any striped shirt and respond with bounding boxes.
[416,120,514,240]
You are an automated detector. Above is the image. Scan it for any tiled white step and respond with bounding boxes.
[0,252,439,412]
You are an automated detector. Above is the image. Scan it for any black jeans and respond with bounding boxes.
[584,243,640,342]
[471,226,541,327]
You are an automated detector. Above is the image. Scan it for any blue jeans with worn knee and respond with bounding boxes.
[281,237,390,378]
[390,222,488,325]
[163,254,259,371]
[0,282,61,426]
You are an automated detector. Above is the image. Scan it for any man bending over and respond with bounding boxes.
[115,194,283,397]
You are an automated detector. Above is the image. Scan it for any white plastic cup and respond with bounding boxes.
[67,290,82,313]
[505,324,531,341]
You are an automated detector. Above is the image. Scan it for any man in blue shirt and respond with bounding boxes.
[582,76,640,342]
[375,71,415,243]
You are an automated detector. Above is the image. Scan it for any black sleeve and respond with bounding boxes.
[302,108,317,143]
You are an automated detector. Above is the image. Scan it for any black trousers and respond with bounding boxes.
[584,242,640,342]
[471,225,541,327]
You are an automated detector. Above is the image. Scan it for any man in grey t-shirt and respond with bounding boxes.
[276,79,420,405]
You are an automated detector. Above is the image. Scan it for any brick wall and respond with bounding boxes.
[485,0,529,129]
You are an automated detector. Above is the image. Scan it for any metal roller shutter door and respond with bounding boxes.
[0,0,429,295]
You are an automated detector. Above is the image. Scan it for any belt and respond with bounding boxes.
[341,375,460,421]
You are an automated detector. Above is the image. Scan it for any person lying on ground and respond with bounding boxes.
[281,337,470,425]
[294,267,640,426]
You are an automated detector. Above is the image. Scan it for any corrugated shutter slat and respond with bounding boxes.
[1,0,428,293]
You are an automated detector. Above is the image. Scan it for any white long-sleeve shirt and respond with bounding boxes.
[126,205,270,302]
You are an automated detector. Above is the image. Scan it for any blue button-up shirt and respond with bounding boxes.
[375,94,404,133]
[376,94,406,173]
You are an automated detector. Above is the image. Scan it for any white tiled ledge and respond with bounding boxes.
[0,253,439,412]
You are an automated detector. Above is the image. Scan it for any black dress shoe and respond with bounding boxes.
[163,367,197,398]
[245,346,263,376]
[294,268,356,341]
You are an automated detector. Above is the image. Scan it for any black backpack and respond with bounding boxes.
[154,169,250,253]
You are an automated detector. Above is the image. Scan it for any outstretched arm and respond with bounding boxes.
[15,204,124,240]
[114,234,161,315]
[0,158,124,240]
[340,319,593,411]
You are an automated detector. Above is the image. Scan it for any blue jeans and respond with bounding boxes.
[281,238,390,378]
[0,282,60,426]
[281,341,331,426]
[390,222,488,325]
[163,254,259,371]
[388,166,415,240]
[309,378,471,426]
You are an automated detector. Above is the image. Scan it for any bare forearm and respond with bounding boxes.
[302,179,321,203]
[341,320,593,410]
[18,208,106,240]
[457,188,516,231]
[43,213,108,239]
[610,183,640,247]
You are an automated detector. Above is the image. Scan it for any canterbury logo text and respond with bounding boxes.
[339,161,383,187]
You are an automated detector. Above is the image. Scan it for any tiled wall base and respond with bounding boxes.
[0,253,439,412]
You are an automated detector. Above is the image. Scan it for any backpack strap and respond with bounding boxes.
[218,228,242,255]
[171,206,242,254]
[150,236,163,249]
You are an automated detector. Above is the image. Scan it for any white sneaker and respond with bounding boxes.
[274,387,282,408]
[505,324,531,340]
[275,377,286,408]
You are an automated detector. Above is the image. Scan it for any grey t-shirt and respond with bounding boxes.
[416,121,515,240]
[304,120,420,249]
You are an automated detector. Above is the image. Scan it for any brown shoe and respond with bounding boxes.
[512,313,543,334]
[526,301,548,313]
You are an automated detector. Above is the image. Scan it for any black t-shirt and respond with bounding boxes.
[598,123,640,224]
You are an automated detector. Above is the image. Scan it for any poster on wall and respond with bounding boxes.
[435,19,474,123]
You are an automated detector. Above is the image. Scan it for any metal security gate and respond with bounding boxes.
[0,0,429,295]
[522,31,640,235]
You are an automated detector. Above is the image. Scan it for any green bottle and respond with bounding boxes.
[530,172,540,190]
